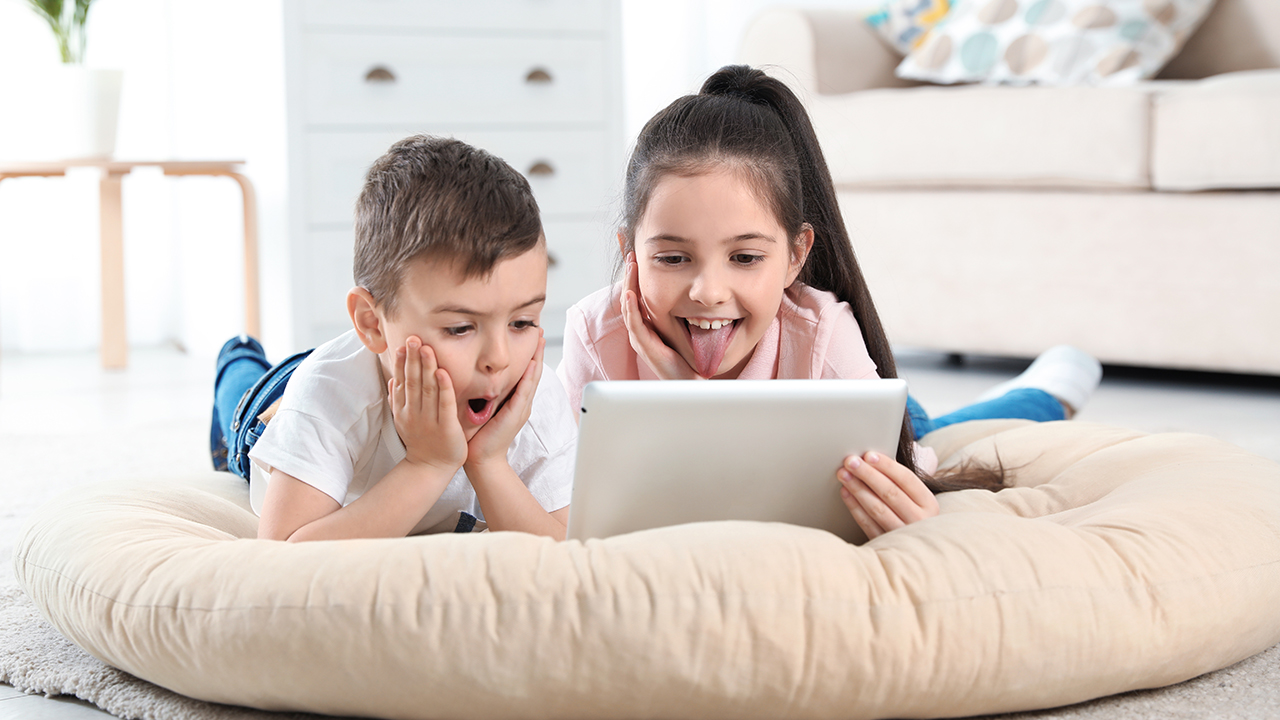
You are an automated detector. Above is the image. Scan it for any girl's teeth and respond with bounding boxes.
[689,319,733,330]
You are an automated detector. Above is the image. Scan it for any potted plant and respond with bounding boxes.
[0,0,122,161]
[29,0,96,65]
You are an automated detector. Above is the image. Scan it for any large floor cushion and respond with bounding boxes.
[13,421,1280,719]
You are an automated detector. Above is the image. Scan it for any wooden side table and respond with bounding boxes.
[0,160,260,369]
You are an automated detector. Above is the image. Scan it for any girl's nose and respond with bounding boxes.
[688,266,731,306]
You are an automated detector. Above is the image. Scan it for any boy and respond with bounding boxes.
[211,135,576,541]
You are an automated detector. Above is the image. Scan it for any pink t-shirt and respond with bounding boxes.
[556,281,939,475]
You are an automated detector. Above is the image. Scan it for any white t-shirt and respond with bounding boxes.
[247,330,577,535]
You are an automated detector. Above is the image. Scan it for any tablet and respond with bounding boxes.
[567,379,908,541]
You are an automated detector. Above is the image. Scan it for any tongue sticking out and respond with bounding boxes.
[688,322,735,378]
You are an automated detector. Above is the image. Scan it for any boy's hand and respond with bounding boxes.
[390,336,467,473]
[464,331,545,474]
[620,253,704,380]
[837,451,939,539]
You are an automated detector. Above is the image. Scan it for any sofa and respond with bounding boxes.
[740,0,1280,376]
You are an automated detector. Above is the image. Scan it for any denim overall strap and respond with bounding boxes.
[227,349,314,481]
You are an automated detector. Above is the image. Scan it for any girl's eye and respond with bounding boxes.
[732,253,764,266]
[511,319,539,331]
[443,325,473,337]
[654,254,687,266]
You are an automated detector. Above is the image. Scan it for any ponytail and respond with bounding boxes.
[622,65,1004,493]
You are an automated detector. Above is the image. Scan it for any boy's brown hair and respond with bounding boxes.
[354,135,544,317]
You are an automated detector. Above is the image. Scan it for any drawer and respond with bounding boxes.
[543,219,615,339]
[302,0,607,33]
[305,130,615,226]
[299,228,358,349]
[303,34,606,126]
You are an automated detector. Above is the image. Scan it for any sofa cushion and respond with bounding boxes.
[1153,69,1280,189]
[1159,0,1280,79]
[811,83,1152,188]
[897,0,1216,86]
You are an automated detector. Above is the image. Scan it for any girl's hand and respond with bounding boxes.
[465,332,545,474]
[390,336,468,474]
[837,451,939,539]
[619,252,704,380]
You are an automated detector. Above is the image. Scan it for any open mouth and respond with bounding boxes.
[681,317,740,378]
[465,397,495,426]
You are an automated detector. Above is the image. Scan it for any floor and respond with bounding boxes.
[2,342,1279,719]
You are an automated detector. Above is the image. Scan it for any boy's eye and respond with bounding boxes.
[443,325,473,337]
[731,253,764,266]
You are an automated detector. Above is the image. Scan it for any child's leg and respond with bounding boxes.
[976,345,1101,417]
[918,388,1066,436]
[211,336,271,471]
[909,346,1101,439]
[906,395,936,440]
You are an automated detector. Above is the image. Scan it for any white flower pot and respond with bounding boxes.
[0,66,123,162]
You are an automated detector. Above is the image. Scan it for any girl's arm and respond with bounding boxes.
[837,450,939,539]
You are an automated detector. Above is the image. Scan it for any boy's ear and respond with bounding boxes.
[348,287,388,354]
[786,224,815,287]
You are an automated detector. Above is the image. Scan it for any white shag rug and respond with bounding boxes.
[0,585,353,720]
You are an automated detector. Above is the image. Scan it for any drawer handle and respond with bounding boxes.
[525,67,553,84]
[365,66,396,83]
[527,161,555,177]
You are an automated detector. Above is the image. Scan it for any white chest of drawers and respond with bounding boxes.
[283,0,624,350]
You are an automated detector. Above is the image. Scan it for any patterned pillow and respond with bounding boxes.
[896,0,1217,86]
[866,0,957,54]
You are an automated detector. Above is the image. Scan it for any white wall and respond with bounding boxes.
[0,0,879,358]
[620,0,882,144]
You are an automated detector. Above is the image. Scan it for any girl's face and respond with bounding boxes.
[628,168,812,379]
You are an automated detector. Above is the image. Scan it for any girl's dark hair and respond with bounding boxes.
[621,65,1002,493]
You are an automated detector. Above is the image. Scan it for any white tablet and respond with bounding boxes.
[567,379,908,541]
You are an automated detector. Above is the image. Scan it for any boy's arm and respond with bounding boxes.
[258,461,458,541]
[258,336,469,541]
[464,334,568,540]
[465,462,569,540]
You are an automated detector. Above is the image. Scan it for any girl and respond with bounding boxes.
[557,65,1100,540]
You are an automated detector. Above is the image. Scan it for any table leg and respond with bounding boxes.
[99,171,127,369]
[228,173,260,338]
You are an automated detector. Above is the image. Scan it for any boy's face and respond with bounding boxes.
[371,247,548,440]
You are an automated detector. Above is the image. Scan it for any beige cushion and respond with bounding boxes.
[1153,69,1280,189]
[14,421,1280,719]
[811,84,1152,188]
[1160,0,1280,79]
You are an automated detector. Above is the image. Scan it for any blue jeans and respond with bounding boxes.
[211,336,313,480]
[907,388,1065,440]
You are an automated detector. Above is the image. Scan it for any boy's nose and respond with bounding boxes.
[479,333,510,374]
